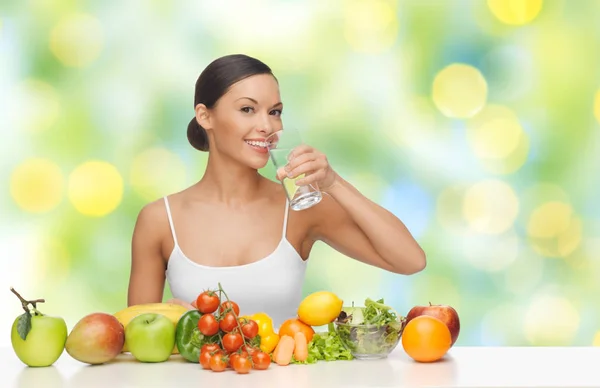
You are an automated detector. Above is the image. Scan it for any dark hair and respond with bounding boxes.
[187,54,275,151]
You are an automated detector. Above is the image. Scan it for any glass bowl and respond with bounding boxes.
[334,321,404,360]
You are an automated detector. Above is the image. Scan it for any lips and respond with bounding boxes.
[245,140,270,154]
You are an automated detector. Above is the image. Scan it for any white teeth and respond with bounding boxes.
[245,140,268,147]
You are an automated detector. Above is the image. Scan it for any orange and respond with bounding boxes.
[401,315,452,362]
[278,318,315,344]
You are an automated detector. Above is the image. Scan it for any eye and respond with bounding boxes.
[241,106,254,113]
[270,109,283,117]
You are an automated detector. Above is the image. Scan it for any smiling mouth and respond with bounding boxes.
[244,140,270,148]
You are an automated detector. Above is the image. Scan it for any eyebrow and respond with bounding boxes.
[236,97,283,109]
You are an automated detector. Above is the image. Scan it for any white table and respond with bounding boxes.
[4,346,600,387]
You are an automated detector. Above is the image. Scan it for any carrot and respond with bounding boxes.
[293,332,308,362]
[272,335,295,366]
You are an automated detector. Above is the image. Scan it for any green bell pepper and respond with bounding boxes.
[175,310,219,363]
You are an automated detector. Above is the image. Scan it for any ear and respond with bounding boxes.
[195,104,211,130]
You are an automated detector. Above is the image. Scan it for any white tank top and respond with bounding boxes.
[163,196,308,330]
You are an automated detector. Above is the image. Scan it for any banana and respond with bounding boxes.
[113,303,190,354]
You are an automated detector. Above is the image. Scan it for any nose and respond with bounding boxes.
[256,113,277,136]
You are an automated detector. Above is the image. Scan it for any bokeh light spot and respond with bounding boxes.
[526,201,582,258]
[466,104,529,174]
[49,13,104,67]
[10,158,64,213]
[68,161,123,217]
[593,331,600,346]
[343,0,399,54]
[524,293,579,345]
[557,216,583,257]
[594,89,600,125]
[487,0,543,25]
[528,201,572,239]
[463,179,519,234]
[130,148,187,202]
[468,118,521,159]
[432,63,488,119]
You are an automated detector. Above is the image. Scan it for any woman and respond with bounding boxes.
[127,54,426,328]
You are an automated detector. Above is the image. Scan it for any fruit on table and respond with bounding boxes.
[297,291,343,327]
[242,312,280,354]
[126,313,176,363]
[279,318,315,344]
[113,302,189,354]
[401,315,452,363]
[405,303,460,346]
[65,312,125,365]
[9,288,68,367]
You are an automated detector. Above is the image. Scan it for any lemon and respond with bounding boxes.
[283,174,306,199]
[297,291,343,326]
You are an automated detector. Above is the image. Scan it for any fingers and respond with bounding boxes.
[296,170,326,186]
[276,167,287,181]
[167,298,196,310]
[287,144,312,161]
[287,160,321,179]
[286,152,315,171]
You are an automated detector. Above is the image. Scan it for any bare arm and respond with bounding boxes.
[127,203,168,306]
[310,176,426,275]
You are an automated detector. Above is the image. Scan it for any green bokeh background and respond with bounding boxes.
[3,0,600,348]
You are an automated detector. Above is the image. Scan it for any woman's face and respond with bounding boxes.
[205,74,283,170]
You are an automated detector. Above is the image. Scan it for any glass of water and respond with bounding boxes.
[266,128,323,211]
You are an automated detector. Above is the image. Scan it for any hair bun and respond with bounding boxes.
[187,118,209,151]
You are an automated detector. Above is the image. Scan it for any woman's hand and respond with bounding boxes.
[166,298,196,310]
[275,144,339,190]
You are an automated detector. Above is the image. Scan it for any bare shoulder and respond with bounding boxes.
[134,197,170,238]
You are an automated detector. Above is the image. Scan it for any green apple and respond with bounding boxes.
[10,288,68,367]
[125,313,175,363]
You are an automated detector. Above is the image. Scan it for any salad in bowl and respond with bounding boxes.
[334,298,406,360]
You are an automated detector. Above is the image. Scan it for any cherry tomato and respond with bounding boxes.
[219,301,240,316]
[219,312,238,333]
[196,291,220,314]
[241,319,258,339]
[209,353,228,372]
[201,343,221,354]
[198,314,219,336]
[228,350,248,367]
[241,344,258,356]
[222,332,243,353]
[199,351,212,370]
[232,355,252,374]
[252,351,271,370]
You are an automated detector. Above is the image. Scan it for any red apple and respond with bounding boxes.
[405,303,460,346]
[65,312,125,364]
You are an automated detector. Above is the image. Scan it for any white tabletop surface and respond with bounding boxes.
[4,345,600,387]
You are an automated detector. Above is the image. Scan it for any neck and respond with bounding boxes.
[197,152,262,204]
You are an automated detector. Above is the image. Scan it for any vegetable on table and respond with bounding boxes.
[272,334,295,366]
[295,322,354,364]
[335,298,406,356]
[240,312,280,354]
[175,310,219,362]
[293,332,308,362]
